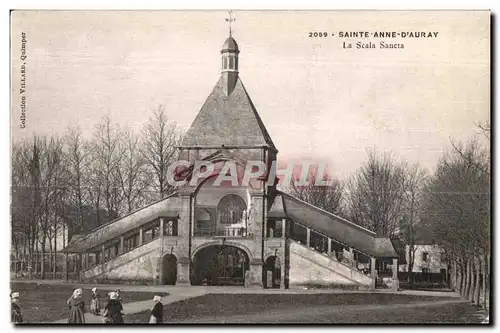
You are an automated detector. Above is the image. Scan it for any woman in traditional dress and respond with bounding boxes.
[67,288,85,324]
[149,295,163,324]
[90,287,101,315]
[115,289,122,303]
[11,292,23,324]
[103,292,124,324]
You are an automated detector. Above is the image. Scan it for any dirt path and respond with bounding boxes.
[51,289,208,324]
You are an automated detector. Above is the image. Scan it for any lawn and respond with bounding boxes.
[126,293,482,324]
[10,282,163,323]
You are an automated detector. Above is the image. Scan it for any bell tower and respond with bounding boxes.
[221,10,239,95]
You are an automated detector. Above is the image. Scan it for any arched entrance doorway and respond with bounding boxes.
[192,245,249,286]
[161,254,177,285]
[263,256,281,288]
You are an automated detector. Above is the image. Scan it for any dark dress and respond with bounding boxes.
[67,297,85,323]
[151,302,164,324]
[104,300,124,324]
[11,302,23,324]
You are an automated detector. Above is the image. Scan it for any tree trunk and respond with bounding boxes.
[462,258,469,297]
[482,254,488,311]
[40,238,46,280]
[53,227,57,279]
[453,258,459,291]
[474,256,481,306]
[467,258,473,301]
[460,258,466,296]
[35,236,40,277]
[48,234,53,278]
[469,257,475,302]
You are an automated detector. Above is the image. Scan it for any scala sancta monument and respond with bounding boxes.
[62,30,399,290]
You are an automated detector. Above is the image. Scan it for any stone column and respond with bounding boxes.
[349,248,355,267]
[281,218,286,239]
[370,257,376,290]
[139,228,143,246]
[119,236,124,255]
[155,256,163,286]
[101,245,105,263]
[160,218,165,238]
[306,228,311,248]
[176,257,191,286]
[249,258,264,288]
[327,238,332,255]
[392,258,399,291]
[280,253,286,289]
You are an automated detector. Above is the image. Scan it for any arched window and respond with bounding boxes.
[217,195,247,225]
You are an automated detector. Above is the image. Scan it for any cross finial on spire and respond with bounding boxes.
[225,10,235,36]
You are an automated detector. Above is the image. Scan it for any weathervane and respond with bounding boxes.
[225,10,235,36]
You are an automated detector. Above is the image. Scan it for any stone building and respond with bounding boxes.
[62,34,399,289]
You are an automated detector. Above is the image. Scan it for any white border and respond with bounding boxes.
[2,1,497,333]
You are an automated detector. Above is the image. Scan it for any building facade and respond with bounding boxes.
[62,34,399,289]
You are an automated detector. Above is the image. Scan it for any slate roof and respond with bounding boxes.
[180,76,276,150]
[62,194,180,253]
[276,192,398,258]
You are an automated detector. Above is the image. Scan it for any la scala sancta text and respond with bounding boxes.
[342,41,405,49]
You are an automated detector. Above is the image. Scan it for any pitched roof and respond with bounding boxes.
[62,194,181,253]
[278,192,398,258]
[180,76,276,150]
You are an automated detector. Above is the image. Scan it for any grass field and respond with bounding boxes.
[10,282,163,323]
[126,293,484,324]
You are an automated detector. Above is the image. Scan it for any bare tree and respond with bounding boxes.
[64,126,90,232]
[117,127,149,213]
[344,149,406,237]
[141,105,183,200]
[89,116,124,223]
[422,139,489,308]
[398,163,427,281]
[286,172,344,215]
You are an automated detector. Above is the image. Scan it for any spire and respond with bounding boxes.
[221,11,239,95]
[225,10,235,37]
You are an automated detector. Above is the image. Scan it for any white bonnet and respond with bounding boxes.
[153,295,162,302]
[11,292,19,299]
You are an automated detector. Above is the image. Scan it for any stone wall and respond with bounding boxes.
[289,241,372,287]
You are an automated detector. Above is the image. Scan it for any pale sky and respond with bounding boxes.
[10,10,490,179]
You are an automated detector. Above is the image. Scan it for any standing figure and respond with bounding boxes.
[115,289,122,303]
[11,292,23,324]
[90,287,101,315]
[149,295,164,324]
[103,292,124,324]
[67,288,85,324]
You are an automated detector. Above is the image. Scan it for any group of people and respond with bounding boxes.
[11,287,164,324]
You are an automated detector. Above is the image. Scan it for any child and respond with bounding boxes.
[11,292,23,324]
[90,287,101,315]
